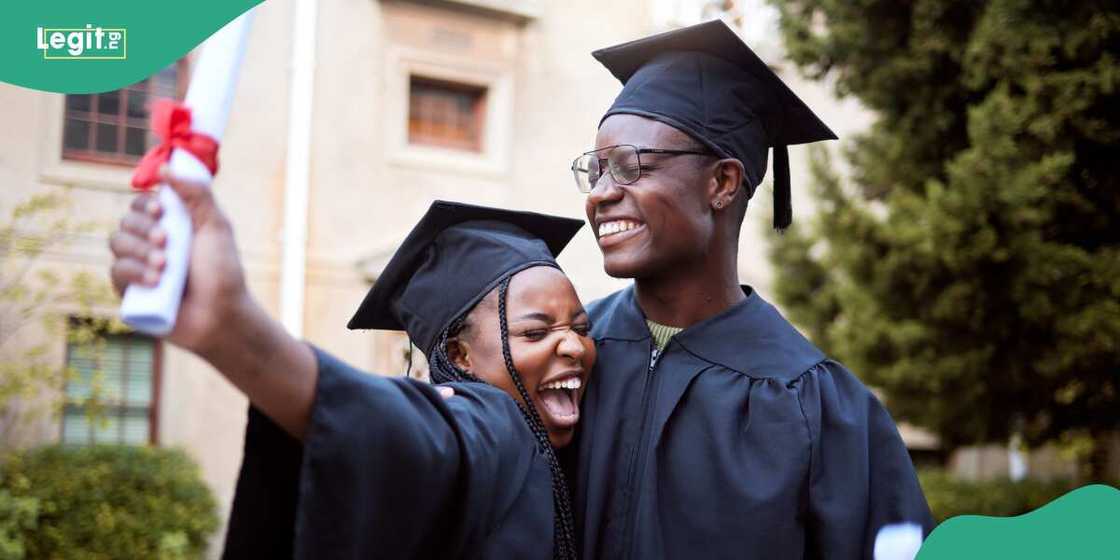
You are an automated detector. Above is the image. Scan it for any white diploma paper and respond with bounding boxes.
[120,9,255,335]
[874,522,924,560]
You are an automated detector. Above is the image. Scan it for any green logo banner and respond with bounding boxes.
[1,0,262,93]
[918,484,1120,559]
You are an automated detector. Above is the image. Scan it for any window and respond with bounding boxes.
[408,76,487,152]
[383,41,512,175]
[61,61,185,166]
[62,329,160,445]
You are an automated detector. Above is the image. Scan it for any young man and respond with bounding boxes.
[568,20,933,559]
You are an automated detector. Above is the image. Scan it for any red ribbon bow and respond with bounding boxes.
[130,100,220,191]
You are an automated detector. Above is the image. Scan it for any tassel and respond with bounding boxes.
[773,145,792,231]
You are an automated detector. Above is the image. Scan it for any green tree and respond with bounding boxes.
[767,0,1119,477]
[0,192,125,449]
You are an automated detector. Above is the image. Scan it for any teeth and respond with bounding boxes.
[540,377,582,391]
[597,220,640,237]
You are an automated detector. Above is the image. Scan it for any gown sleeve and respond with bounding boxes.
[222,346,538,559]
[796,360,935,560]
[221,406,302,560]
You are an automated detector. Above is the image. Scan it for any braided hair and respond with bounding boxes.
[429,313,479,384]
[429,275,578,560]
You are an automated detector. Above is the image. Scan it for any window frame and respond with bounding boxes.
[61,59,189,167]
[385,45,513,178]
[60,326,163,446]
[407,75,489,153]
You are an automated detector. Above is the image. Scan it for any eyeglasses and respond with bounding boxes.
[570,144,712,194]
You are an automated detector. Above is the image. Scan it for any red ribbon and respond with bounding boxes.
[130,100,220,191]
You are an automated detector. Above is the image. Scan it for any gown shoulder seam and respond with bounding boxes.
[793,377,817,523]
[671,339,833,383]
[785,359,834,386]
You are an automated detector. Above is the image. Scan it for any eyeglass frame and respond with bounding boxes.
[570,143,714,194]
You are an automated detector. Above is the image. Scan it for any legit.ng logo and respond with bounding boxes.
[36,24,127,60]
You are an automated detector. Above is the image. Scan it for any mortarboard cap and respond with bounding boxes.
[347,201,584,357]
[593,19,837,230]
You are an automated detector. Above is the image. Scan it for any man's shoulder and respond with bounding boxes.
[670,290,828,382]
[586,287,630,318]
[586,287,638,340]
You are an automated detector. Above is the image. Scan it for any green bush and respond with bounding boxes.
[919,469,1087,524]
[0,490,40,560]
[0,445,218,560]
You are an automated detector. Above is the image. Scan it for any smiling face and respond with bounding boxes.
[586,114,721,279]
[448,265,596,448]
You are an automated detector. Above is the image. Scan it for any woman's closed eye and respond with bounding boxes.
[520,328,550,341]
[517,322,592,341]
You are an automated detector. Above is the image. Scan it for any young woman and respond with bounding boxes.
[108,176,594,559]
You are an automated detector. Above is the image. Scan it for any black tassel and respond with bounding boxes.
[773,145,792,231]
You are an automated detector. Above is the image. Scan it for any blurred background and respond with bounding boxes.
[1,0,1116,557]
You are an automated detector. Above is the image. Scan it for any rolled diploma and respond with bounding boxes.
[874,522,924,560]
[120,9,255,336]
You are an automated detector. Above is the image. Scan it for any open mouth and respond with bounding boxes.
[537,376,582,429]
[596,219,645,248]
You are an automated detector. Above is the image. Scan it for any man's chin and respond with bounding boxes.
[602,254,650,279]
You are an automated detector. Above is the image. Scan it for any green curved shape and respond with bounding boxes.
[917,484,1120,559]
[1,0,263,93]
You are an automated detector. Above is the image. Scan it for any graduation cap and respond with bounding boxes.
[593,19,837,230]
[347,200,584,357]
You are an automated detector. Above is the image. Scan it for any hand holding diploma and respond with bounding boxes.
[119,10,253,336]
[110,173,247,354]
[109,172,319,437]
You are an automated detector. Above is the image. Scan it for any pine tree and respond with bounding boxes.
[767,0,1120,477]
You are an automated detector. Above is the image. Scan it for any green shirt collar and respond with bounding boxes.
[646,319,684,352]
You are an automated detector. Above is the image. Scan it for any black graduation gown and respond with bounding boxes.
[574,286,934,560]
[222,348,555,559]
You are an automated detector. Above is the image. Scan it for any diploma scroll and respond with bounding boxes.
[874,523,924,560]
[120,10,255,335]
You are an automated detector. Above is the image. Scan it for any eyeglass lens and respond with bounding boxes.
[574,145,640,193]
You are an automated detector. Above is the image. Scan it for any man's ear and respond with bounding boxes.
[708,158,745,210]
[446,336,473,372]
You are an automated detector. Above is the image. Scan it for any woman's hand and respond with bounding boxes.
[108,172,317,439]
[108,171,251,359]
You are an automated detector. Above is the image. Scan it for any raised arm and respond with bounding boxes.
[109,172,317,439]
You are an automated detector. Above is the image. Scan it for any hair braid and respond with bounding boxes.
[496,277,578,560]
[429,315,485,384]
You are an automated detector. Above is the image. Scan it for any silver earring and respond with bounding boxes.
[714,200,723,209]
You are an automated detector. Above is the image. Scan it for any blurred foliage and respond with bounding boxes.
[0,445,218,560]
[0,192,128,449]
[916,469,1109,524]
[0,489,39,560]
[767,0,1120,475]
